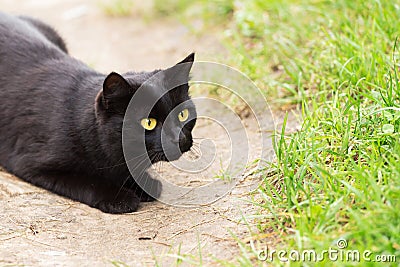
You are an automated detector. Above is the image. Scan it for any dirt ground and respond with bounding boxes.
[0,1,279,266]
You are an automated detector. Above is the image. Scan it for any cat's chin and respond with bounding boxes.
[154,154,178,163]
[149,151,185,163]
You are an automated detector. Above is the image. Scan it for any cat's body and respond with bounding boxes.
[18,15,68,53]
[0,12,196,213]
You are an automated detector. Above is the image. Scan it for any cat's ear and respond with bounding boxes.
[164,53,195,88]
[176,52,195,65]
[101,72,132,111]
[103,72,131,98]
[175,52,195,77]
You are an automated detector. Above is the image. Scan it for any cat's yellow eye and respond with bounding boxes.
[141,118,157,130]
[178,109,189,122]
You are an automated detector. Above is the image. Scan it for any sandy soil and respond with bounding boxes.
[0,1,279,266]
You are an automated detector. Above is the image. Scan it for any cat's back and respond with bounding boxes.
[0,12,75,114]
[0,12,65,65]
[0,12,98,170]
[0,12,96,104]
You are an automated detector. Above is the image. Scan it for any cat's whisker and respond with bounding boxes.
[188,148,200,157]
[97,156,125,170]
[190,148,202,157]
[97,152,149,170]
[127,158,153,195]
[136,156,151,171]
[189,148,216,167]
[113,174,132,201]
[130,155,152,175]
[192,138,213,142]
[190,147,203,157]
[134,153,160,195]
[192,142,214,149]
[160,160,165,172]
[185,151,197,160]
[155,155,163,174]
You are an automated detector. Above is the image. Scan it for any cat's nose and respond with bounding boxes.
[171,138,180,144]
[171,135,186,145]
[171,135,186,144]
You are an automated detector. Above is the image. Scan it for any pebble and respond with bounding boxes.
[56,233,67,240]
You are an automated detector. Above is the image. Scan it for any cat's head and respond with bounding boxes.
[95,53,196,165]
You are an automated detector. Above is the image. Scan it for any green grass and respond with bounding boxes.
[99,0,135,17]
[152,0,233,24]
[226,1,400,265]
[153,0,400,266]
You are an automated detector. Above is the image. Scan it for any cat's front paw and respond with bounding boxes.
[135,177,163,202]
[96,199,139,214]
[95,189,140,214]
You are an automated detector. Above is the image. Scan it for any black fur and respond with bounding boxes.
[0,12,196,213]
[18,16,68,53]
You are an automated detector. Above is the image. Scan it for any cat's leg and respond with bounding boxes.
[25,172,141,214]
[125,171,162,202]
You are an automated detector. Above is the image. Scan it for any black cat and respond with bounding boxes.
[0,12,196,213]
[18,15,68,53]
